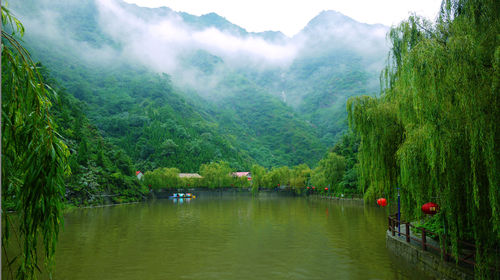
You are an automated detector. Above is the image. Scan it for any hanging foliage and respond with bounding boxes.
[2,7,70,279]
[348,0,499,276]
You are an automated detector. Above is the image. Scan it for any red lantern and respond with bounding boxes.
[325,187,328,191]
[312,186,315,190]
[307,187,310,189]
[421,202,439,215]
[377,198,387,207]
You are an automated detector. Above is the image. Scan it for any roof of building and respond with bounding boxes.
[136,171,142,175]
[179,173,202,178]
[232,172,251,177]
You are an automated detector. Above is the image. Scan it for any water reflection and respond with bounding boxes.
[3,195,428,279]
[172,198,191,204]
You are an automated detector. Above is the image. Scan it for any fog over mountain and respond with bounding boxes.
[93,1,389,104]
[9,0,390,167]
[15,0,387,97]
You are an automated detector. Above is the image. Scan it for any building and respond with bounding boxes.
[136,171,144,180]
[178,173,203,179]
[232,172,252,180]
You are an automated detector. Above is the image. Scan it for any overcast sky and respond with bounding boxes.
[124,0,443,37]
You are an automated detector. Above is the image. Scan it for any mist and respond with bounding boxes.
[14,0,389,103]
[95,0,300,70]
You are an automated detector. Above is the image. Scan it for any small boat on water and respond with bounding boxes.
[169,193,196,199]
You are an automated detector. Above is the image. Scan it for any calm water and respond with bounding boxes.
[4,194,427,279]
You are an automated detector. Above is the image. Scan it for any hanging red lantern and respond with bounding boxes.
[421,202,439,215]
[324,187,328,191]
[307,186,310,189]
[377,198,387,207]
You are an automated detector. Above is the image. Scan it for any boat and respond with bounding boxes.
[169,193,196,199]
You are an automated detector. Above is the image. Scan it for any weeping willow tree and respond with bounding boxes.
[348,0,499,276]
[2,7,70,280]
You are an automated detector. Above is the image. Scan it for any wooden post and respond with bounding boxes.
[406,223,410,243]
[422,228,427,251]
[391,217,395,236]
[441,235,449,261]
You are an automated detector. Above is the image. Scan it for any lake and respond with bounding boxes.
[3,193,427,279]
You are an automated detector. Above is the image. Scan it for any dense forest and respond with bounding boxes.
[141,130,358,196]
[348,0,499,276]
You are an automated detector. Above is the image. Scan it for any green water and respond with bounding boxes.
[4,194,427,279]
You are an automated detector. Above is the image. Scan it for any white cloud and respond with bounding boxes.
[95,0,300,73]
[17,0,390,102]
[19,8,119,66]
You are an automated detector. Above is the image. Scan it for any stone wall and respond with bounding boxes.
[386,231,474,279]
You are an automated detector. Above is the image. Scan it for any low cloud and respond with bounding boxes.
[19,8,119,67]
[95,0,300,73]
[15,0,388,102]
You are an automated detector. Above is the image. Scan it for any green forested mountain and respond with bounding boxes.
[236,10,387,144]
[8,0,385,170]
[43,69,148,206]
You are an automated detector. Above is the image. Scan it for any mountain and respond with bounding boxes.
[236,10,388,144]
[8,0,388,169]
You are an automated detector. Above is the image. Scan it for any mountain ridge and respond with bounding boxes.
[8,0,388,168]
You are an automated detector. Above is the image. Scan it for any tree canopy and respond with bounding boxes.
[348,0,499,275]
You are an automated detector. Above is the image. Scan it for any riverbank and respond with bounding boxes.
[150,187,299,199]
[386,230,474,279]
[61,188,295,212]
[62,189,365,212]
[385,214,477,279]
[307,193,364,202]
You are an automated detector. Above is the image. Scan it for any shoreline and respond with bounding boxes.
[60,189,366,212]
[60,191,368,214]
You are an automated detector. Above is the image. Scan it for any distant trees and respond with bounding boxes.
[262,166,291,189]
[139,158,355,194]
[331,131,359,192]
[143,161,253,190]
[306,131,359,195]
[247,150,356,195]
[144,167,181,190]
[311,152,345,193]
[289,164,311,194]
[233,175,251,189]
[251,164,267,191]
[200,161,232,189]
